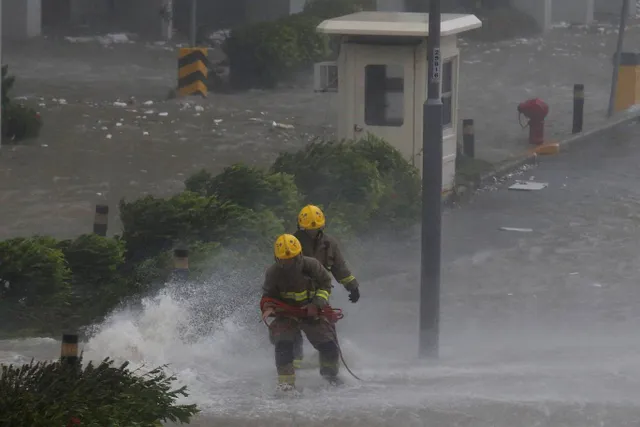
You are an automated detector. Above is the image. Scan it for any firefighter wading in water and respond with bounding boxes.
[292,204,361,368]
[261,233,343,391]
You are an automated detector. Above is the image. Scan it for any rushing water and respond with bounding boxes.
[3,268,640,427]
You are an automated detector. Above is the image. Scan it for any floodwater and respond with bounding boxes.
[5,123,640,426]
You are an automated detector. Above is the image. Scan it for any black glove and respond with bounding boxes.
[348,287,360,303]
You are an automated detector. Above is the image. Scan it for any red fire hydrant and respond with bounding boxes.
[517,98,549,145]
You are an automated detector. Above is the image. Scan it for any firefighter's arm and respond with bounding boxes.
[260,267,280,313]
[331,243,360,292]
[310,259,333,309]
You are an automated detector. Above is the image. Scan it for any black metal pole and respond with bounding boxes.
[572,84,584,134]
[462,119,475,158]
[190,0,197,47]
[419,0,442,359]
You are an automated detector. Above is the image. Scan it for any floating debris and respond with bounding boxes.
[508,181,548,191]
[272,121,294,130]
[499,227,533,233]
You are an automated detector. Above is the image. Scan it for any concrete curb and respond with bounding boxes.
[485,110,640,187]
[444,110,640,206]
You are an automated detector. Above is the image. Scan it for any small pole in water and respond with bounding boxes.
[60,334,79,365]
[93,204,109,237]
[172,248,189,282]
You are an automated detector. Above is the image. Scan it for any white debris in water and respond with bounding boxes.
[143,100,154,106]
[116,122,123,127]
[508,181,548,191]
[208,29,230,47]
[65,33,134,45]
[195,105,204,112]
[106,134,112,139]
[114,102,127,107]
[101,126,108,131]
[499,227,534,233]
[144,110,154,115]
[41,144,48,147]
[143,131,149,136]
[214,119,223,125]
[272,121,294,130]
[158,112,169,117]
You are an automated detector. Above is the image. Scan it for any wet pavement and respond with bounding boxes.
[3,18,640,239]
[3,119,640,426]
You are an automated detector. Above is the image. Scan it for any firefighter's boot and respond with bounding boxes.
[317,341,342,386]
[275,341,297,392]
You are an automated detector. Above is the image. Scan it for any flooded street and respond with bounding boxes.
[4,122,640,426]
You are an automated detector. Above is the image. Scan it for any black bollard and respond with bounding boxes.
[172,248,189,282]
[572,84,584,134]
[60,334,79,365]
[462,119,475,158]
[93,205,109,236]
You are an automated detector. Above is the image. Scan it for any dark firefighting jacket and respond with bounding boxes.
[293,230,359,291]
[262,256,333,309]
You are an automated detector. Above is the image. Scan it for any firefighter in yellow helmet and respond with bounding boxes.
[261,234,342,392]
[291,204,360,368]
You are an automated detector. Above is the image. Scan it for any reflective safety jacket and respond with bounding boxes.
[294,230,359,291]
[262,256,333,309]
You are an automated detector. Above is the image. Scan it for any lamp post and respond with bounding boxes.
[419,0,443,359]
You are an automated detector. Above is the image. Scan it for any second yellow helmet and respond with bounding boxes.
[298,204,326,230]
[274,234,302,260]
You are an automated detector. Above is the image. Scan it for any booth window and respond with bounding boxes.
[441,60,453,128]
[364,64,404,127]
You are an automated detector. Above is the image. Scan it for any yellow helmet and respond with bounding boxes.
[298,204,326,230]
[274,234,302,260]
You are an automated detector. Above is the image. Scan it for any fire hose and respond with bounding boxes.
[260,296,362,381]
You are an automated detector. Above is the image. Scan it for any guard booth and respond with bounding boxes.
[315,12,481,192]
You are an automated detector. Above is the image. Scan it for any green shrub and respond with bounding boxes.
[59,234,126,286]
[0,237,71,305]
[302,0,376,20]
[185,164,304,225]
[0,357,198,427]
[224,20,302,90]
[2,103,43,142]
[1,65,43,142]
[351,134,421,227]
[223,12,329,90]
[278,13,328,63]
[119,191,284,262]
[271,138,384,231]
[271,134,421,232]
[0,237,71,334]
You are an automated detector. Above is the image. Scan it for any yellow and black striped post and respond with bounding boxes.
[93,204,109,236]
[178,48,208,97]
[60,333,79,365]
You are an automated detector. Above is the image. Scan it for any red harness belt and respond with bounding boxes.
[260,296,344,324]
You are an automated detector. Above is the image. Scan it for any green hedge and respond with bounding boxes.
[271,134,421,232]
[224,0,375,89]
[1,65,43,142]
[224,13,328,89]
[0,357,198,427]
